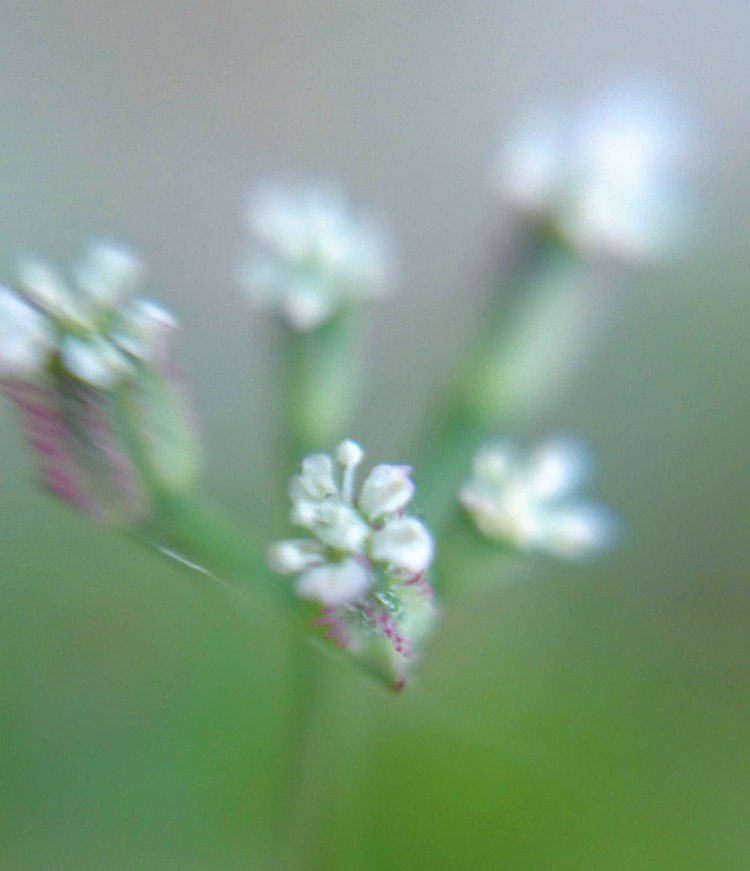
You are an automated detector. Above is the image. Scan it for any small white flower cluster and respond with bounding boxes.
[269,439,433,608]
[460,436,616,561]
[0,241,177,389]
[240,180,394,332]
[494,85,690,260]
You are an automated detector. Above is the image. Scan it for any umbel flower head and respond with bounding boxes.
[493,84,691,260]
[269,440,437,688]
[239,178,395,331]
[460,436,616,561]
[0,241,200,519]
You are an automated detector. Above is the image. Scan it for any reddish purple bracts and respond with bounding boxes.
[312,570,438,689]
[2,377,147,520]
[2,378,98,514]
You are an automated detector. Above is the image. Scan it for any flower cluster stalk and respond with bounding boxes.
[416,225,611,529]
[277,309,362,462]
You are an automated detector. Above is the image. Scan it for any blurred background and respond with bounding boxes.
[1,1,749,868]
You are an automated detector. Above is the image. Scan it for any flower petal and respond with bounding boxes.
[525,436,590,501]
[113,299,178,360]
[296,558,372,607]
[295,453,337,501]
[535,502,618,560]
[358,463,414,520]
[74,241,143,307]
[309,503,369,553]
[0,287,54,377]
[17,258,79,323]
[60,336,133,389]
[370,516,434,573]
[267,539,324,574]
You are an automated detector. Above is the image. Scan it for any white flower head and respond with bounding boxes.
[269,439,433,608]
[493,83,692,260]
[239,179,395,331]
[2,241,178,388]
[1,241,199,521]
[460,436,617,560]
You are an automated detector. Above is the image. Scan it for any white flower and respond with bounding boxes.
[269,439,433,607]
[460,436,616,560]
[493,84,691,260]
[1,241,199,519]
[0,286,54,378]
[2,241,178,388]
[239,179,395,331]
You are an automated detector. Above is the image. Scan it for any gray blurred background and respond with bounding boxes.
[1,2,749,868]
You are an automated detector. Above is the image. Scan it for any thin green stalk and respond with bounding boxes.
[272,310,372,862]
[415,229,593,530]
[276,663,382,869]
[128,492,379,682]
[278,309,362,463]
[433,504,519,599]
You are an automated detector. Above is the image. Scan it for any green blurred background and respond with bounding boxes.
[1,2,749,868]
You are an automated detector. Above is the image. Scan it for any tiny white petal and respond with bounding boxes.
[114,299,178,358]
[310,503,369,553]
[524,436,590,500]
[0,287,54,377]
[296,558,372,607]
[267,539,324,575]
[60,335,132,389]
[537,503,617,560]
[17,258,80,322]
[493,106,563,213]
[472,441,517,483]
[289,498,321,529]
[295,453,338,501]
[358,463,415,520]
[370,516,434,573]
[75,241,143,306]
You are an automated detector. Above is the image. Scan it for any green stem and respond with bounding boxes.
[129,492,372,679]
[433,504,519,598]
[139,493,278,595]
[271,631,322,863]
[271,309,374,862]
[279,310,362,462]
[415,229,595,529]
